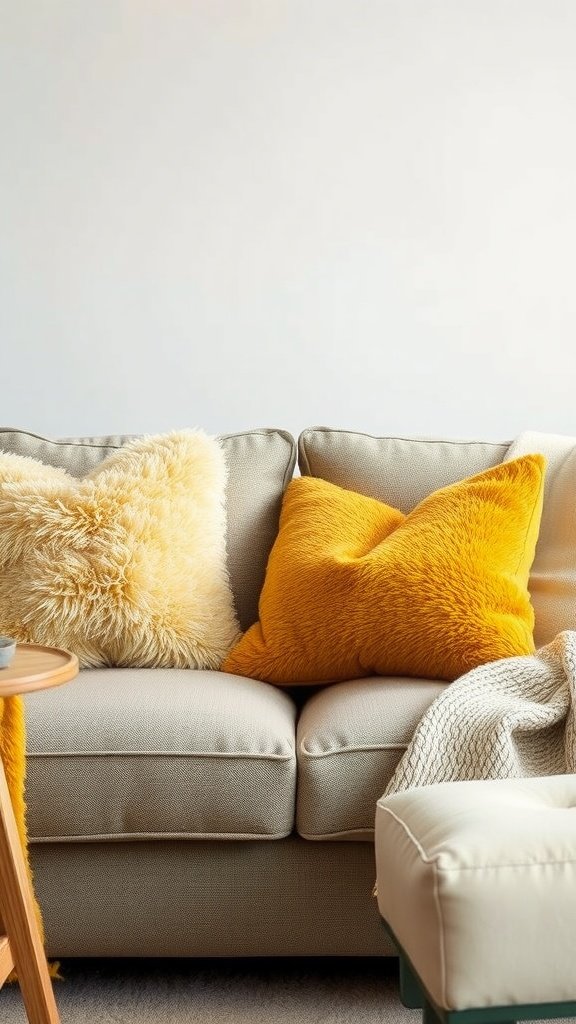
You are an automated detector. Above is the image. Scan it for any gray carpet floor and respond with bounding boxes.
[0,957,419,1023]
[2,958,574,1023]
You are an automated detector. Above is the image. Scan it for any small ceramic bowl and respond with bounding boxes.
[0,636,17,668]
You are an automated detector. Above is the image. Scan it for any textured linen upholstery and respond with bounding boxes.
[24,669,297,840]
[31,836,395,958]
[375,775,576,1011]
[0,428,125,475]
[296,677,447,839]
[0,426,296,630]
[298,428,508,510]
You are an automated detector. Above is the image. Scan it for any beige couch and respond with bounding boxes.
[0,426,547,958]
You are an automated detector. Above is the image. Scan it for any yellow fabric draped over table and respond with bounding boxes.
[0,694,59,980]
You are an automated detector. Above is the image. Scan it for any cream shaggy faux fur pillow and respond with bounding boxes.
[0,431,240,668]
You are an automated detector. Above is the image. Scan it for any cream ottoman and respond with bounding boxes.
[375,775,576,1024]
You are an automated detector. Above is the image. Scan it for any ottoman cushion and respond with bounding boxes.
[375,775,576,1011]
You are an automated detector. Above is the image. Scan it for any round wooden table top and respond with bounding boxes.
[0,644,79,698]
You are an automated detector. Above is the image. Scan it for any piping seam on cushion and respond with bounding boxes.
[30,828,295,843]
[298,741,407,758]
[296,828,374,840]
[28,749,295,760]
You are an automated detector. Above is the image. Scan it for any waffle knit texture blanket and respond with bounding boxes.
[385,631,576,797]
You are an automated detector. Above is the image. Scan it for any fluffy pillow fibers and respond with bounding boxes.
[0,431,240,668]
[223,455,545,684]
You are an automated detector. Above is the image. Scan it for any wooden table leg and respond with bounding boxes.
[0,758,60,1023]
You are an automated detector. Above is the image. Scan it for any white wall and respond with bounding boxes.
[2,1,575,441]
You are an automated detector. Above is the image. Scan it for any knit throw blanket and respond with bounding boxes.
[385,631,576,797]
[0,694,56,979]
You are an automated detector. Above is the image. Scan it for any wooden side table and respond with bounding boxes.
[0,644,78,1024]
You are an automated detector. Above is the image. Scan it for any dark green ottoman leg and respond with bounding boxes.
[399,950,424,1009]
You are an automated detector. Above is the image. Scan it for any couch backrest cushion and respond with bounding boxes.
[299,427,576,647]
[298,428,509,511]
[0,427,296,631]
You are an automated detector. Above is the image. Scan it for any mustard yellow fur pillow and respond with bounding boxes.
[0,431,240,668]
[223,455,546,684]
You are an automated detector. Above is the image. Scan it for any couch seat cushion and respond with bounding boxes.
[24,669,297,841]
[296,677,447,839]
